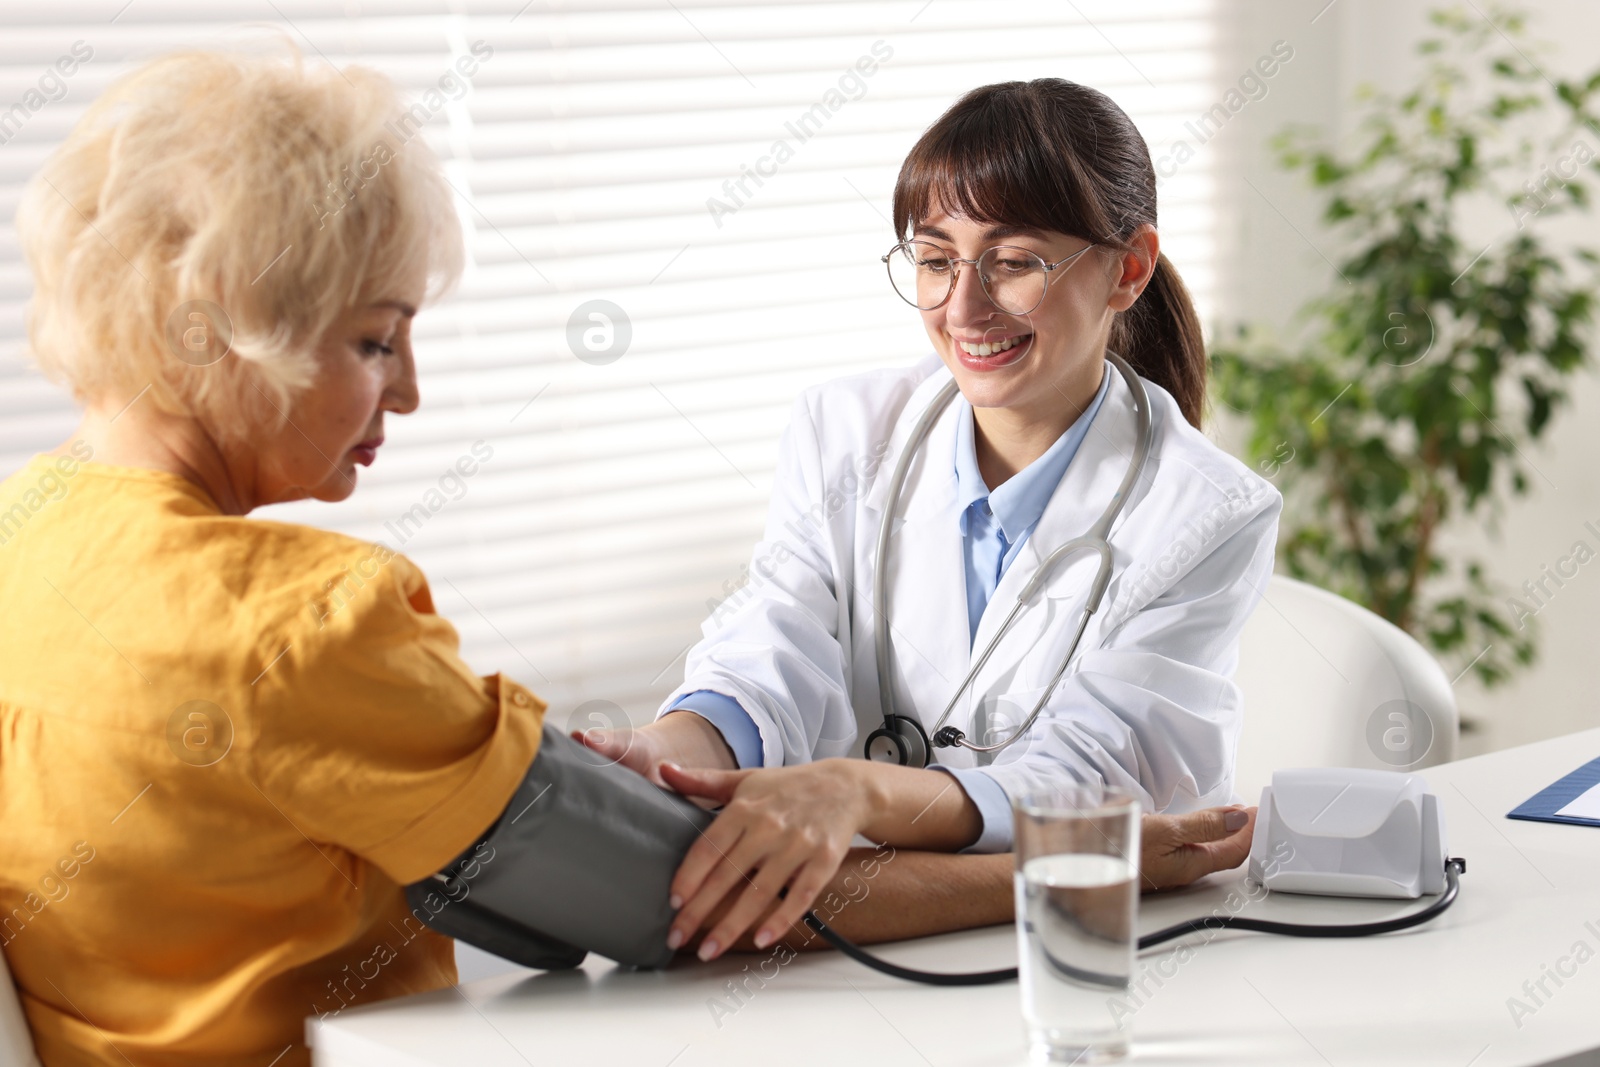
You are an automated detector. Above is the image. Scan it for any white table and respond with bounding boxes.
[312,728,1600,1067]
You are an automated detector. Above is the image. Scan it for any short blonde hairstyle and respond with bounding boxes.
[18,46,465,432]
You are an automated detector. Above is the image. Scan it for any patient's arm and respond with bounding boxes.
[700,804,1258,956]
[693,847,1012,955]
[700,806,1259,956]
[406,724,1256,971]
[785,848,1012,950]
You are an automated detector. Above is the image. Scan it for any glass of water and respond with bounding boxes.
[1013,784,1141,1063]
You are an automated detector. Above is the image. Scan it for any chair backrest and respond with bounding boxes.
[1233,574,1459,806]
[0,943,39,1065]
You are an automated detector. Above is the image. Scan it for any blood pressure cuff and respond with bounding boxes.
[404,724,714,971]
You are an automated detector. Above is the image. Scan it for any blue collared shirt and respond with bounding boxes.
[951,371,1111,643]
[932,369,1111,850]
[671,369,1111,853]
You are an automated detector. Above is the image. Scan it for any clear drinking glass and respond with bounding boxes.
[1013,784,1141,1063]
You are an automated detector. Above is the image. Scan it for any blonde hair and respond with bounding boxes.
[18,46,465,432]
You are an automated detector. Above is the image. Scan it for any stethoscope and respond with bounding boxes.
[863,348,1154,768]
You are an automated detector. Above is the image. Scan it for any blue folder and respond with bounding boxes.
[1507,755,1600,827]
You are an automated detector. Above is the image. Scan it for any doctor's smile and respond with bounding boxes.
[952,331,1031,367]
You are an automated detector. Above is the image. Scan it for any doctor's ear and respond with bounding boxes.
[1105,223,1159,314]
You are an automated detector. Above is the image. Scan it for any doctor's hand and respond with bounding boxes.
[572,712,738,786]
[658,760,872,961]
[659,759,983,960]
[1139,805,1256,892]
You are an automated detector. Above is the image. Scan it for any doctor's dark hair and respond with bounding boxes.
[892,78,1206,428]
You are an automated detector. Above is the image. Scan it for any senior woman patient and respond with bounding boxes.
[0,48,1255,1066]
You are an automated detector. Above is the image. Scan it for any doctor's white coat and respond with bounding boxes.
[659,355,1282,816]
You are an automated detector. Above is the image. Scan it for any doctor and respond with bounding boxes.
[582,78,1281,960]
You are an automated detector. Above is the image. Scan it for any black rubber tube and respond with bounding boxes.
[804,857,1467,987]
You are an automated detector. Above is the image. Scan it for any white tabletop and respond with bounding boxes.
[312,728,1600,1067]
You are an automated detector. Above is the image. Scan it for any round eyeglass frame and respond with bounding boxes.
[880,240,1097,316]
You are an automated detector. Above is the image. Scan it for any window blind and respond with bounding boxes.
[0,0,1220,732]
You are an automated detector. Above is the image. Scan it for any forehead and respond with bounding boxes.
[342,298,418,325]
[912,215,1063,250]
[355,262,429,315]
[911,202,1054,241]
[914,221,1047,242]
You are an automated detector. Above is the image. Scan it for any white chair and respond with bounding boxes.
[1232,574,1459,806]
[0,946,39,1065]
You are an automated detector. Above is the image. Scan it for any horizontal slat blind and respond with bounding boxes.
[0,0,1218,729]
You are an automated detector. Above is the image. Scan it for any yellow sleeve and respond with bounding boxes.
[249,548,544,886]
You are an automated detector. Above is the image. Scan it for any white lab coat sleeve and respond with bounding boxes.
[974,500,1281,833]
[656,393,860,767]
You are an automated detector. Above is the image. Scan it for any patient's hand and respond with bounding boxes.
[1140,806,1256,892]
[573,711,737,786]
[669,806,1259,961]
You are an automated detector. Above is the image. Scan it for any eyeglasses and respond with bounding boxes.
[881,239,1096,316]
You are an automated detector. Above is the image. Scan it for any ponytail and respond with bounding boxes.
[1109,253,1206,427]
[893,78,1208,428]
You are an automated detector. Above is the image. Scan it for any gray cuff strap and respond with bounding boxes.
[404,724,715,971]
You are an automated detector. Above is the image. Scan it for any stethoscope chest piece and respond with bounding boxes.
[864,715,930,767]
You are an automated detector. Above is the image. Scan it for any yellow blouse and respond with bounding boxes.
[0,454,543,1065]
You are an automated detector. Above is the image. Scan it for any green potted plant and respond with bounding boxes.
[1212,3,1600,690]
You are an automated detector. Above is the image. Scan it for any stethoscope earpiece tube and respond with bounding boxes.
[872,378,963,765]
[868,351,1156,765]
[870,355,1158,764]
[807,858,1466,987]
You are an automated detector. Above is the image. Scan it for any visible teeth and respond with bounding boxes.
[958,336,1027,357]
